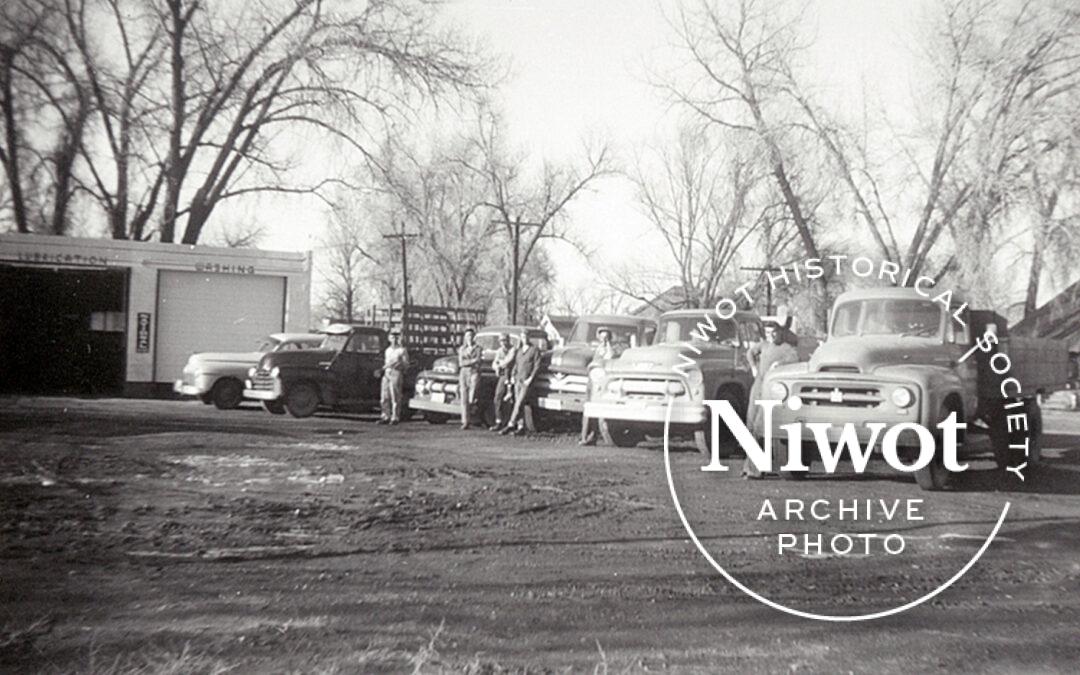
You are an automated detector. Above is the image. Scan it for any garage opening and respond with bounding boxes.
[0,265,127,395]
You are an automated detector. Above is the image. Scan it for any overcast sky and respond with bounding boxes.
[253,0,930,306]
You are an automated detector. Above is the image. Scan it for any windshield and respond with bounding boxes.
[475,333,549,352]
[568,321,645,348]
[832,299,943,338]
[657,316,737,345]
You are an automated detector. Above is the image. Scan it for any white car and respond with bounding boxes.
[174,333,324,409]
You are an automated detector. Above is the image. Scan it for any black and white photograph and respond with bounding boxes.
[2,0,1080,672]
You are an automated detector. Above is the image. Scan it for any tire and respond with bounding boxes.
[914,454,949,491]
[1026,398,1043,466]
[599,419,644,448]
[263,400,286,415]
[525,406,553,433]
[425,412,450,425]
[694,385,746,456]
[210,378,244,410]
[481,401,498,428]
[914,401,957,491]
[284,382,320,418]
[989,398,1041,469]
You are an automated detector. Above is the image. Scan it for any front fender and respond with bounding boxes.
[874,364,964,423]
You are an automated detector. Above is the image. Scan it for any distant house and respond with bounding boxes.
[540,313,577,346]
[1009,279,1080,351]
[629,285,692,319]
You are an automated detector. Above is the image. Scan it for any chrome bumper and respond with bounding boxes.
[408,397,459,415]
[584,399,707,425]
[243,378,282,401]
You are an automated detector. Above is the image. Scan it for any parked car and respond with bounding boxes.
[243,324,427,418]
[174,333,323,409]
[409,325,551,425]
[583,309,761,449]
[528,314,657,430]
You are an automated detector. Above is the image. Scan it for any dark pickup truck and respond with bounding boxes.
[243,323,426,418]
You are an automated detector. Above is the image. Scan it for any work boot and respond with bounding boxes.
[377,418,389,425]
[498,426,513,436]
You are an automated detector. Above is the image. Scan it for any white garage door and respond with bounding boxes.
[155,271,285,382]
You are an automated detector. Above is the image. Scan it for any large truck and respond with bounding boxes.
[760,287,1070,490]
[408,325,551,425]
[528,314,657,430]
[583,308,762,450]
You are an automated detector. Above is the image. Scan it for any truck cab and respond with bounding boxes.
[409,325,551,425]
[244,324,404,418]
[761,287,1069,489]
[583,309,759,449]
[529,314,657,426]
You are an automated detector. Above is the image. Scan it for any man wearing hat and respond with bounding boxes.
[379,330,409,425]
[501,328,544,436]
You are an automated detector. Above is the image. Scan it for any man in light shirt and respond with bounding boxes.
[580,328,616,446]
[457,328,483,429]
[490,333,517,432]
[379,331,409,425]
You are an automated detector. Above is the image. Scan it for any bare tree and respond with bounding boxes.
[318,198,378,323]
[373,133,499,308]
[64,0,165,241]
[462,105,612,323]
[626,123,769,307]
[662,0,834,326]
[0,0,90,235]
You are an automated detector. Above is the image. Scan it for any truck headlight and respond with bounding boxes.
[685,368,704,399]
[270,366,280,378]
[247,367,256,378]
[769,381,789,401]
[891,386,914,408]
[665,380,685,396]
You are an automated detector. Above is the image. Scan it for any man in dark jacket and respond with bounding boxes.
[500,329,544,436]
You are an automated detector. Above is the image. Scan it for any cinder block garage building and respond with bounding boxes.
[0,233,311,397]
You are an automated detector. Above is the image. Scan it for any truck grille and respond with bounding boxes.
[534,373,588,395]
[609,376,686,401]
[796,383,883,408]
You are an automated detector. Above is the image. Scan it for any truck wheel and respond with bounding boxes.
[915,401,956,491]
[989,398,1041,469]
[1026,398,1042,465]
[424,412,449,425]
[210,378,244,410]
[284,382,320,418]
[263,400,286,415]
[914,455,949,491]
[694,385,745,457]
[525,406,554,433]
[599,419,644,448]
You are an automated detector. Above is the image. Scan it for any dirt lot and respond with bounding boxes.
[1,396,1079,673]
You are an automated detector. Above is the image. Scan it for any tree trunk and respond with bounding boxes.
[161,0,189,243]
[0,53,30,234]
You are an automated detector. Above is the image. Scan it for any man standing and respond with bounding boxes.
[457,328,483,429]
[501,329,543,436]
[490,333,517,432]
[379,331,409,425]
[580,328,616,446]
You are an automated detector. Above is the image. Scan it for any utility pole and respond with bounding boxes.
[740,265,784,316]
[492,216,542,324]
[383,223,419,338]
